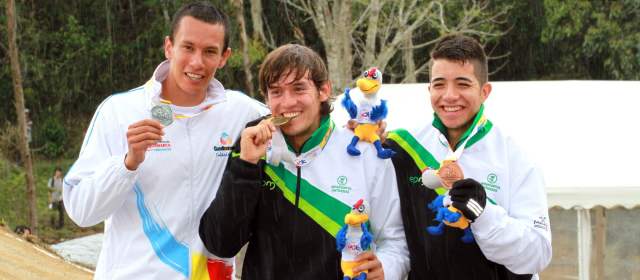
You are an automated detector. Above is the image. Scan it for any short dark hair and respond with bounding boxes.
[429,34,488,85]
[170,2,230,51]
[259,44,333,116]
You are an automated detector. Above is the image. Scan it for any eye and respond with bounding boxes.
[268,90,281,97]
[358,205,365,212]
[363,71,368,78]
[372,72,378,79]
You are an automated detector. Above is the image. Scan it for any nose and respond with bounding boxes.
[280,90,298,107]
[189,50,204,69]
[442,84,458,101]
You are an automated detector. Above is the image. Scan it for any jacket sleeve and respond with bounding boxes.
[368,159,410,280]
[199,140,263,258]
[63,98,139,227]
[470,140,552,275]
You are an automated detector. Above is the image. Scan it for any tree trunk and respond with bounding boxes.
[402,34,416,83]
[249,0,267,44]
[232,0,256,97]
[363,0,381,65]
[6,0,38,234]
[320,0,352,93]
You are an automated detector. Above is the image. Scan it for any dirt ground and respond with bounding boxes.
[0,227,92,280]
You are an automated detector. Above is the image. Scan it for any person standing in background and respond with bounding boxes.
[48,167,64,229]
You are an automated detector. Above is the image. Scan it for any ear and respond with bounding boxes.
[480,82,492,102]
[318,81,332,102]
[164,36,173,60]
[218,48,232,69]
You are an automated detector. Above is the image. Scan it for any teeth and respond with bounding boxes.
[443,106,461,112]
[283,112,300,118]
[186,73,204,80]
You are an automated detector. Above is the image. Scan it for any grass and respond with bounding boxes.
[0,157,103,244]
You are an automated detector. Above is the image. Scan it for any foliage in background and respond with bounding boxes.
[0,0,638,163]
[540,0,640,80]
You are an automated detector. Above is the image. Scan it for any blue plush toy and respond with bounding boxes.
[341,67,395,159]
[336,199,373,280]
[422,163,475,243]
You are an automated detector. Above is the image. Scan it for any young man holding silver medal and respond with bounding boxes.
[384,34,552,279]
[199,44,409,280]
[63,2,267,279]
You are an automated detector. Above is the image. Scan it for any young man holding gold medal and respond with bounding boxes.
[199,44,409,280]
[63,2,267,279]
[385,34,552,279]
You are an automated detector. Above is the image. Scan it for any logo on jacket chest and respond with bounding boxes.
[331,175,352,194]
[147,140,172,152]
[481,172,501,192]
[213,132,234,157]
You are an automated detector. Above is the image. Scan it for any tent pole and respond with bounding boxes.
[577,207,591,280]
[592,206,606,279]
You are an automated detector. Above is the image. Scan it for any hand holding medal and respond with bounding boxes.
[124,119,164,170]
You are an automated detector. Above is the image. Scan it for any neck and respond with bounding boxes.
[446,120,474,150]
[289,136,307,153]
[161,79,206,107]
[285,116,326,154]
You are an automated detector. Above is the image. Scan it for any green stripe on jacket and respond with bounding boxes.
[264,164,350,236]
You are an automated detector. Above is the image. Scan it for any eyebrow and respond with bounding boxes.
[430,77,474,83]
[181,40,220,51]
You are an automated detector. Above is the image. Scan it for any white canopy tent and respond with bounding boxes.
[331,80,640,279]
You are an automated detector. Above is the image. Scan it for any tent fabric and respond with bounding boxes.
[331,81,640,209]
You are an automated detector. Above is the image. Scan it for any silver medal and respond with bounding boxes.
[151,104,174,126]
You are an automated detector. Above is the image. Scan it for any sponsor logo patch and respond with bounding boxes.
[262,180,277,190]
[214,132,234,157]
[533,216,549,231]
[147,140,172,152]
[408,175,422,186]
[481,172,501,192]
[331,175,352,194]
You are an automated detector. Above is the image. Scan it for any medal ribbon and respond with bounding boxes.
[443,114,487,162]
[151,97,214,120]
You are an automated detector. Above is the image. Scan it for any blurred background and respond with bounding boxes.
[1,0,638,279]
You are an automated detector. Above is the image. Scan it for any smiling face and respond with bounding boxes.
[429,59,491,143]
[266,70,331,150]
[163,16,231,106]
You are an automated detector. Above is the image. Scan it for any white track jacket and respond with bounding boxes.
[64,61,267,279]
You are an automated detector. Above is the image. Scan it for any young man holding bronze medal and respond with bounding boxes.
[63,2,266,279]
[199,44,409,280]
[385,34,552,279]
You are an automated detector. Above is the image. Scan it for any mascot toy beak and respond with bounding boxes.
[356,67,382,95]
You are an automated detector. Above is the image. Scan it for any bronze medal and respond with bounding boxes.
[437,159,464,189]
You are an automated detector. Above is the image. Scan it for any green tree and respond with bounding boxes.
[541,0,640,79]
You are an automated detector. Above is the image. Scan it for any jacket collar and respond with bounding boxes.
[432,104,489,150]
[144,60,227,111]
[286,116,334,154]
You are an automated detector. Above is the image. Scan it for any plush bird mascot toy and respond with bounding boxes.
[336,199,373,280]
[341,67,395,159]
[422,161,475,243]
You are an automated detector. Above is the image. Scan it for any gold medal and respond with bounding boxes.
[269,115,295,126]
[437,159,464,189]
